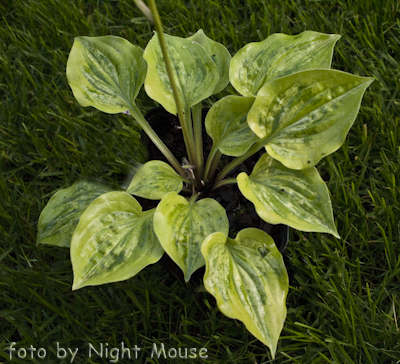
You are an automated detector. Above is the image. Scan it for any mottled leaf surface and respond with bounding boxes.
[153,192,229,282]
[230,31,340,97]
[66,36,147,113]
[37,180,112,247]
[126,161,186,200]
[237,154,339,237]
[202,228,288,358]
[187,29,231,94]
[143,32,219,115]
[248,70,373,169]
[205,96,259,156]
[71,192,163,290]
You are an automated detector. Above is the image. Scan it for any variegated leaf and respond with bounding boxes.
[187,29,231,94]
[71,192,164,290]
[153,192,229,282]
[237,154,339,237]
[248,70,374,169]
[205,95,259,156]
[126,161,186,200]
[37,180,112,247]
[143,32,219,115]
[202,228,288,358]
[230,31,340,97]
[66,36,147,113]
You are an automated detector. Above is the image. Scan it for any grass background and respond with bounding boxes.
[1,0,399,363]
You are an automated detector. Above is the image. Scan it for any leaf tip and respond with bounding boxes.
[329,225,341,239]
[365,77,375,86]
[269,347,277,360]
[72,278,84,291]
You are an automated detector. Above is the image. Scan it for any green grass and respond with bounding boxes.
[1,0,399,363]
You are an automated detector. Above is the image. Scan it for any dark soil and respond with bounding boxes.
[140,106,289,253]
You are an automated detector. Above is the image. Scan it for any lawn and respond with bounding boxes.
[1,0,399,363]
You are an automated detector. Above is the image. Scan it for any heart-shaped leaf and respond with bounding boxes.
[126,161,187,200]
[67,36,147,113]
[205,95,259,156]
[187,29,231,94]
[202,228,288,358]
[37,180,112,247]
[237,154,339,237]
[230,31,341,97]
[153,192,229,282]
[143,32,219,115]
[71,192,163,290]
[248,69,373,169]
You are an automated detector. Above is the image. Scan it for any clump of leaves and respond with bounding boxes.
[37,1,372,357]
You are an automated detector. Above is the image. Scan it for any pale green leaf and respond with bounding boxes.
[143,32,219,115]
[202,228,288,358]
[126,161,186,200]
[37,180,112,247]
[66,36,146,113]
[71,192,164,290]
[205,95,259,156]
[153,193,229,282]
[230,31,341,97]
[187,29,231,94]
[237,154,339,237]
[248,69,374,169]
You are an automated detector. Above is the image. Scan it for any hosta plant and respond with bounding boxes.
[37,2,373,357]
